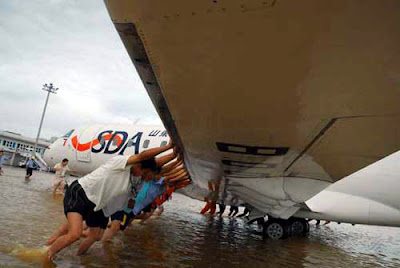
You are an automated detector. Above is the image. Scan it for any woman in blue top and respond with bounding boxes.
[25,156,36,180]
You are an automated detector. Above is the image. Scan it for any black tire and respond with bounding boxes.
[290,218,309,235]
[263,219,291,239]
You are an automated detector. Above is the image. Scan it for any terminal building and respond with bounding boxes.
[0,130,52,167]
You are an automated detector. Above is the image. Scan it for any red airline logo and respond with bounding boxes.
[71,132,123,152]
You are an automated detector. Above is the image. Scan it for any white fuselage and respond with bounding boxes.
[43,124,169,175]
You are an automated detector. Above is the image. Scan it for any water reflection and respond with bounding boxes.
[0,166,400,267]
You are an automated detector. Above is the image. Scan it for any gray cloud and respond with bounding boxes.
[0,0,161,140]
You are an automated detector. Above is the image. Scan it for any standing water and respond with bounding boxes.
[1,166,400,267]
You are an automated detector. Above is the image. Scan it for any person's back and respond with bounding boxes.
[26,158,36,168]
[25,157,35,179]
[79,156,132,212]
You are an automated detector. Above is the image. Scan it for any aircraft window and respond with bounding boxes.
[62,129,75,138]
[160,141,167,147]
[143,139,150,148]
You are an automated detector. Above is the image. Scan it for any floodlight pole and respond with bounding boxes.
[34,83,58,155]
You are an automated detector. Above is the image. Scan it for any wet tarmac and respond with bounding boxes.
[1,166,400,267]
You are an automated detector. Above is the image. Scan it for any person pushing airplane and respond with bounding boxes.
[101,157,187,244]
[45,140,175,261]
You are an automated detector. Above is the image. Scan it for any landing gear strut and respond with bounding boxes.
[263,217,309,240]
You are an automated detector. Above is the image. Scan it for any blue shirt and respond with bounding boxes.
[132,178,166,215]
[0,155,10,166]
[26,159,35,168]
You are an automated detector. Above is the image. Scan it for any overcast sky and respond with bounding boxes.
[0,0,162,140]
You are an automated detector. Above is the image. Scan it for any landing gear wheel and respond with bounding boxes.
[264,219,290,239]
[290,218,309,235]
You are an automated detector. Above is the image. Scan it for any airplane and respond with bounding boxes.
[98,0,400,239]
[46,0,400,240]
[43,125,171,176]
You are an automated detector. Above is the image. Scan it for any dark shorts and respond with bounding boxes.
[26,167,33,176]
[142,203,153,213]
[110,210,133,231]
[63,181,108,229]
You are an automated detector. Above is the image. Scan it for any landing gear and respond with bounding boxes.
[289,217,309,235]
[263,217,309,239]
[263,219,291,240]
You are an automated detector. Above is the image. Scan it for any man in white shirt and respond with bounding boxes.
[100,159,188,244]
[53,158,71,196]
[46,141,175,261]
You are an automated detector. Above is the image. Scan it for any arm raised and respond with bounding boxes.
[162,165,185,177]
[168,172,189,183]
[155,151,176,169]
[164,169,188,182]
[160,159,182,174]
[126,140,173,166]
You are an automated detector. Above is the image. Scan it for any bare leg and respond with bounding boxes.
[155,206,164,217]
[52,180,62,197]
[81,221,89,238]
[47,213,83,261]
[47,222,68,246]
[60,179,65,194]
[232,208,239,217]
[140,210,155,224]
[77,227,104,255]
[101,220,121,243]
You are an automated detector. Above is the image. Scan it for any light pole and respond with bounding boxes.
[34,83,58,155]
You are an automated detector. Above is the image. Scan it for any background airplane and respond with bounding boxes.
[43,124,170,175]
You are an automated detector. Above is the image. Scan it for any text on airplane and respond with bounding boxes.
[71,130,168,155]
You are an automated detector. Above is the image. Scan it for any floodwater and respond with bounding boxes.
[1,167,400,268]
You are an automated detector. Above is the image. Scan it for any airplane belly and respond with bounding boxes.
[105,0,400,220]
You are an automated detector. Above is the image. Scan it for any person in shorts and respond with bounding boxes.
[101,161,188,243]
[46,141,176,261]
[53,158,71,196]
[101,198,135,243]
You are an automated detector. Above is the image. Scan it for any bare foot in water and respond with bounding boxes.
[42,249,56,268]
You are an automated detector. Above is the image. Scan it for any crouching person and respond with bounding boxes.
[45,141,174,261]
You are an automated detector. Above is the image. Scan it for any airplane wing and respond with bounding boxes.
[104,1,400,219]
